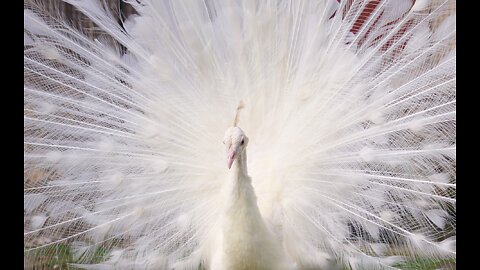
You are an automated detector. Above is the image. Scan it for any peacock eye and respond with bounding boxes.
[241,139,244,145]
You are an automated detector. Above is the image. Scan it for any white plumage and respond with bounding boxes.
[209,125,291,270]
[24,0,456,269]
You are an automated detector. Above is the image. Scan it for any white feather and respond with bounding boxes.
[24,0,456,269]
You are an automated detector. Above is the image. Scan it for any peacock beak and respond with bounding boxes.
[227,149,236,169]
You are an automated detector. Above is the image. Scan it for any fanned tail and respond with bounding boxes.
[24,0,455,269]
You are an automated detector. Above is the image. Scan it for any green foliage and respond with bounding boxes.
[393,257,456,270]
[25,245,455,270]
[25,244,110,269]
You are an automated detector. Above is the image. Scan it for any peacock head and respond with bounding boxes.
[223,101,248,169]
[223,126,249,169]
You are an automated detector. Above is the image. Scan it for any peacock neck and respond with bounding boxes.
[231,150,248,179]
[226,149,255,203]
